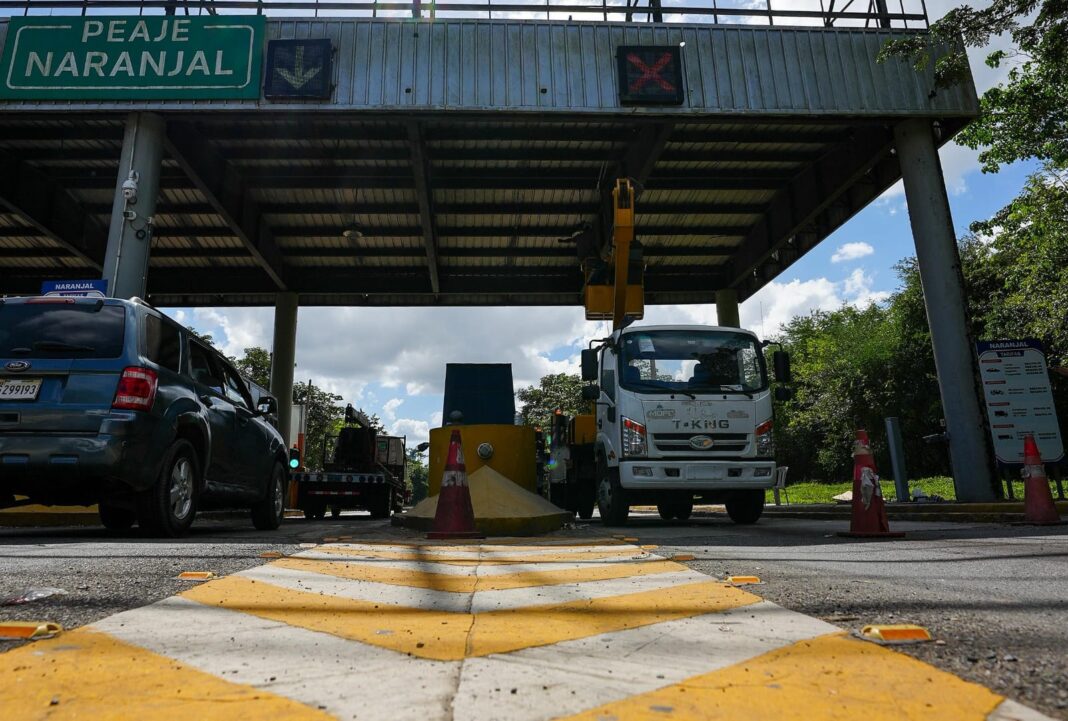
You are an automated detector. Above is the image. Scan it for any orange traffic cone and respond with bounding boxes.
[427,429,484,540]
[1021,434,1061,525]
[838,430,905,539]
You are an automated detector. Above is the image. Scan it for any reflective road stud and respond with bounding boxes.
[0,621,62,640]
[860,624,934,644]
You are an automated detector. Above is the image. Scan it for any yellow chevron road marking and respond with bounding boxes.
[272,556,688,592]
[0,628,333,721]
[180,575,760,661]
[559,633,1005,721]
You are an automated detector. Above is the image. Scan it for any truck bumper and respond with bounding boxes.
[618,459,775,490]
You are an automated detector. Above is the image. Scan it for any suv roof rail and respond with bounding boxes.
[129,296,156,309]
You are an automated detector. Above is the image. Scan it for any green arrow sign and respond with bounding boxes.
[0,16,264,100]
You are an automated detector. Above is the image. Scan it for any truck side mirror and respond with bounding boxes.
[580,349,598,382]
[581,384,600,401]
[773,350,792,384]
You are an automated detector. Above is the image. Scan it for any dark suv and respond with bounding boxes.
[0,296,289,536]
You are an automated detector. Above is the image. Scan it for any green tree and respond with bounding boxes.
[516,373,586,430]
[879,0,1067,172]
[293,381,345,470]
[406,448,430,504]
[234,346,271,388]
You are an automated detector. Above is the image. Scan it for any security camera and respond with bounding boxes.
[121,171,139,203]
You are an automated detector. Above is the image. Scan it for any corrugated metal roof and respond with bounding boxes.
[0,19,975,115]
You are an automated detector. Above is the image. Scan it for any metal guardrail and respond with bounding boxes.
[0,0,929,28]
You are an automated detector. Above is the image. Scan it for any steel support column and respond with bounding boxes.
[715,289,741,328]
[103,113,165,299]
[270,292,299,448]
[894,118,994,501]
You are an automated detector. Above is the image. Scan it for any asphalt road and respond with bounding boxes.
[1,510,1066,718]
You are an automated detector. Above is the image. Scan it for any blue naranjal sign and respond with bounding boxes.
[0,16,264,100]
[41,279,109,297]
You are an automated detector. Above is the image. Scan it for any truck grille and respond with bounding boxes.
[652,432,749,453]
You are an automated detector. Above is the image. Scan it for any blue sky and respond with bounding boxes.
[162,0,1028,447]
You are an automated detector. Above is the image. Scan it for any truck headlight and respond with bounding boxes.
[755,420,774,457]
[621,416,647,458]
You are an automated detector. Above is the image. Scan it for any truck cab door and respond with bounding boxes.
[597,350,620,463]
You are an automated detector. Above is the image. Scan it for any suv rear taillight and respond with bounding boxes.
[112,367,158,411]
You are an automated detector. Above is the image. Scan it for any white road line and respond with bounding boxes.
[93,596,462,721]
[452,601,841,721]
[988,699,1057,721]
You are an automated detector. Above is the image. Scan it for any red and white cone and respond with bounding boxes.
[1021,434,1060,525]
[839,429,905,539]
[427,429,484,540]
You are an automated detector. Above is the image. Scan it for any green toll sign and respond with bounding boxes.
[0,16,265,100]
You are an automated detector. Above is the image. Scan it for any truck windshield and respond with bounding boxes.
[618,330,767,394]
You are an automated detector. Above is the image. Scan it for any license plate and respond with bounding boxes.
[0,378,43,401]
[686,466,726,481]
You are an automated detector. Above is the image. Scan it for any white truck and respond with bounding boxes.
[548,323,792,525]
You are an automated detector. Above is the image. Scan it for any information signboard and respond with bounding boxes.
[0,16,264,100]
[976,339,1064,464]
[40,279,108,298]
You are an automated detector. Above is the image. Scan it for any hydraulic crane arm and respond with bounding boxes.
[611,178,635,331]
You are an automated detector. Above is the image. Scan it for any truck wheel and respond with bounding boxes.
[99,502,137,531]
[251,463,286,531]
[138,439,199,538]
[331,506,342,519]
[656,503,675,521]
[303,504,326,520]
[674,497,694,521]
[725,490,764,524]
[596,457,629,526]
[369,490,393,519]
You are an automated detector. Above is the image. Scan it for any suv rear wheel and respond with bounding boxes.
[99,502,137,531]
[725,490,765,524]
[251,463,286,531]
[139,439,199,537]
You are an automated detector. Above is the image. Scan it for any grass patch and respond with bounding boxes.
[763,476,1037,505]
[767,476,1045,504]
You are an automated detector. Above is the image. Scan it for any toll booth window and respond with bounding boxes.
[619,331,768,394]
[144,314,181,373]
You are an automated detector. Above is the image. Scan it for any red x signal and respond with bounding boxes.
[627,52,676,93]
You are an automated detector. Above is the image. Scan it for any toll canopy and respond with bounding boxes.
[0,2,977,308]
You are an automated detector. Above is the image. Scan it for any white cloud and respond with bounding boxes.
[389,418,431,446]
[831,242,875,263]
[382,397,405,423]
